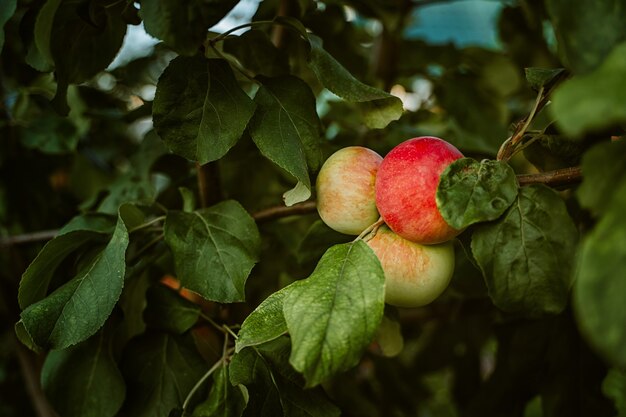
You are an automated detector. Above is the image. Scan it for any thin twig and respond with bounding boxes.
[0,230,58,247]
[252,200,318,223]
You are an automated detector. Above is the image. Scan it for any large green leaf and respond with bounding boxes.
[143,285,201,334]
[18,230,107,309]
[577,140,626,217]
[551,42,626,138]
[164,200,261,303]
[192,365,245,417]
[140,0,237,55]
[0,0,15,52]
[546,0,626,74]
[25,0,61,71]
[437,158,518,230]
[50,0,127,83]
[153,57,256,163]
[249,75,322,206]
[574,183,626,368]
[41,331,125,417]
[308,35,403,129]
[283,241,385,387]
[230,339,340,417]
[235,285,293,352]
[471,185,578,316]
[20,114,79,154]
[121,332,206,417]
[18,213,129,349]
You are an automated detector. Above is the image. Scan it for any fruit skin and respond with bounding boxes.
[316,146,383,235]
[366,226,455,307]
[375,136,463,244]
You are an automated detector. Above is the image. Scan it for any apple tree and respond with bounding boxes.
[0,0,625,416]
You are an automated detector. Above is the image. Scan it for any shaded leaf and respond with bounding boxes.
[602,369,626,417]
[121,332,206,417]
[577,140,626,217]
[18,213,129,349]
[192,365,245,417]
[20,114,79,154]
[471,185,577,316]
[50,0,127,83]
[223,30,289,77]
[143,284,201,334]
[437,158,518,229]
[574,183,626,368]
[41,331,125,417]
[0,0,16,52]
[551,42,626,138]
[296,220,352,266]
[524,67,567,90]
[140,0,237,56]
[546,0,626,74]
[18,230,107,309]
[26,0,61,71]
[164,200,261,303]
[230,339,340,417]
[308,35,403,129]
[283,241,385,387]
[153,57,255,164]
[249,76,322,206]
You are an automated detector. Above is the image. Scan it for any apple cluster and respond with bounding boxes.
[316,137,463,308]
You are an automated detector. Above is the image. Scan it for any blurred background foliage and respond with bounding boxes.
[0,0,622,416]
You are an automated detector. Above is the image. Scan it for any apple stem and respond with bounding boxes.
[354,217,385,242]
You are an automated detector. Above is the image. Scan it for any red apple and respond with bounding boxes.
[367,226,455,307]
[375,136,463,244]
[316,146,383,235]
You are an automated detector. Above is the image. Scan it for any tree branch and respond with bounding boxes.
[0,167,583,248]
[516,166,582,187]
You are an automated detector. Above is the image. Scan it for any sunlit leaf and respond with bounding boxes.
[283,241,385,387]
[437,158,518,229]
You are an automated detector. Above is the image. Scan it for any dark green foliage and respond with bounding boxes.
[1,0,625,416]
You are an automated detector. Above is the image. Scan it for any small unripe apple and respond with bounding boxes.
[366,226,454,307]
[316,146,383,235]
[375,136,463,244]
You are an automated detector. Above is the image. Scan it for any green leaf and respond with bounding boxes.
[524,68,567,90]
[471,185,578,316]
[574,184,626,368]
[192,365,245,417]
[546,0,626,74]
[25,0,61,71]
[230,339,340,417]
[164,200,261,303]
[50,0,127,84]
[121,332,206,417]
[223,30,289,77]
[18,213,129,349]
[59,213,116,235]
[437,158,518,229]
[0,0,16,52]
[235,286,293,352]
[308,35,403,129]
[603,369,626,416]
[249,76,322,206]
[18,230,109,309]
[577,140,626,217]
[153,57,256,164]
[41,331,125,417]
[20,114,79,154]
[551,42,626,138]
[143,284,201,334]
[283,241,385,387]
[140,0,237,56]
